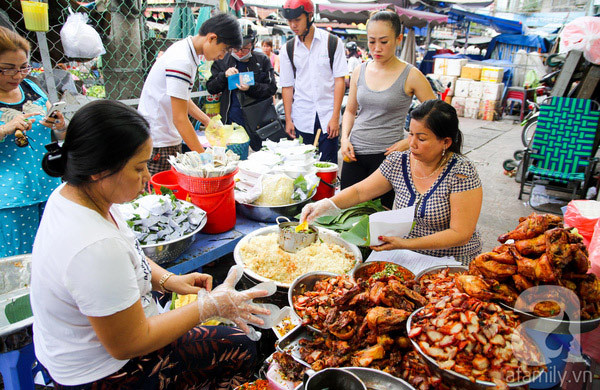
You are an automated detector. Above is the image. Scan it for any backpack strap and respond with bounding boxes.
[327,33,338,71]
[286,39,296,79]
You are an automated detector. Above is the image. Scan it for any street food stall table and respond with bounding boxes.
[165,214,273,275]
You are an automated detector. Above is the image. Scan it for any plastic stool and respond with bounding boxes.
[0,342,36,390]
[502,87,536,121]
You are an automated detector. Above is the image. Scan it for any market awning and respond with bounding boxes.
[425,0,494,8]
[448,6,525,35]
[318,3,447,28]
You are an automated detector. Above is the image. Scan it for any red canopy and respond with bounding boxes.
[317,3,447,27]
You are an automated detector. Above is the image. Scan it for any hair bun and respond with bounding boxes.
[42,142,66,177]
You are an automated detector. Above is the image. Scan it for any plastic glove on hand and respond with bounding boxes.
[197,266,272,334]
[300,198,341,224]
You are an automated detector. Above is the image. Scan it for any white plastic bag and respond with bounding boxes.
[60,11,106,59]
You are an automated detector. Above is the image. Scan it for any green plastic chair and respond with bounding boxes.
[518,97,600,210]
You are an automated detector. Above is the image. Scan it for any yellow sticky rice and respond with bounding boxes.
[239,233,356,283]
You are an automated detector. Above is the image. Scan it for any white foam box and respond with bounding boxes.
[464,97,480,119]
[454,78,471,98]
[447,58,468,77]
[481,66,504,83]
[478,100,500,121]
[481,82,504,101]
[439,75,458,96]
[468,81,483,99]
[451,96,466,117]
[460,64,482,80]
[434,58,448,75]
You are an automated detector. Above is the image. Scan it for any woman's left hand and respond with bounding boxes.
[41,111,66,131]
[384,140,409,156]
[370,235,405,251]
[164,272,213,295]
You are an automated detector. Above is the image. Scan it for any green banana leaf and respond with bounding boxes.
[5,295,32,324]
[340,215,370,247]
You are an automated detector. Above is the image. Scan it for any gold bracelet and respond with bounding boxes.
[159,272,175,293]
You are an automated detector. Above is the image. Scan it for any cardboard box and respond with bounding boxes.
[439,75,458,96]
[468,81,483,99]
[464,97,480,119]
[451,96,466,117]
[447,58,468,77]
[444,95,452,104]
[481,82,504,101]
[478,100,500,121]
[481,66,504,83]
[434,58,448,75]
[460,64,481,80]
[454,78,471,98]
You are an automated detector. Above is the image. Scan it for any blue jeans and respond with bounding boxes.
[296,114,339,163]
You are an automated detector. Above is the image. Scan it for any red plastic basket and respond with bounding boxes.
[172,167,238,194]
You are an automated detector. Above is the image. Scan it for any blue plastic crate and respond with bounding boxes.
[226,141,249,160]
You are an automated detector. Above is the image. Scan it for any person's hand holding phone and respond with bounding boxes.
[41,102,67,131]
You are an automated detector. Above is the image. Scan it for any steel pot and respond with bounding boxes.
[276,216,318,253]
[305,368,366,390]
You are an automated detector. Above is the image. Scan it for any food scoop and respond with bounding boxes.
[276,216,317,253]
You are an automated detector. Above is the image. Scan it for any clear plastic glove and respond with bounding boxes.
[196,265,272,335]
[300,198,341,224]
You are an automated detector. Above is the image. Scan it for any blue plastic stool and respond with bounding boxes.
[0,342,37,390]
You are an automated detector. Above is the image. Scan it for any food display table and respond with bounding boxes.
[165,214,273,275]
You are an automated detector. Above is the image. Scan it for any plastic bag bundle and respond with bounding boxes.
[560,16,600,65]
[205,115,233,147]
[60,11,106,59]
[563,200,600,247]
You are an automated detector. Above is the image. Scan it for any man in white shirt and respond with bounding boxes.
[280,0,347,163]
[139,13,242,175]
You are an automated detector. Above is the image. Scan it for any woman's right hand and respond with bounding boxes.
[340,138,357,162]
[1,113,37,137]
[197,266,270,334]
[300,198,341,224]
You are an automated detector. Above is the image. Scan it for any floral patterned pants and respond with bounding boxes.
[52,325,257,390]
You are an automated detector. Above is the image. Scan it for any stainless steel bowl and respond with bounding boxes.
[140,201,207,264]
[407,307,544,389]
[498,302,600,334]
[293,367,416,390]
[236,192,315,223]
[288,271,338,332]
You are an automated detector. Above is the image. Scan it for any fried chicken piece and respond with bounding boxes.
[472,254,517,280]
[511,247,558,283]
[369,281,386,305]
[513,274,535,292]
[387,278,428,307]
[495,283,518,304]
[365,306,410,333]
[579,274,600,303]
[325,309,357,340]
[545,228,578,269]
[351,344,385,367]
[454,275,516,303]
[498,213,562,243]
[515,234,547,256]
[569,243,590,274]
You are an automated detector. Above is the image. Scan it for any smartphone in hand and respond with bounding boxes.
[48,101,66,118]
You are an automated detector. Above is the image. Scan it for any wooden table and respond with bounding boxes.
[165,214,273,275]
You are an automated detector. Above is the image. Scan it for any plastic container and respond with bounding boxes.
[226,141,249,160]
[173,167,238,194]
[150,170,188,200]
[189,182,235,234]
[20,1,49,32]
[314,163,338,201]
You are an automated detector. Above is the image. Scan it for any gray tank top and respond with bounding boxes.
[350,61,413,155]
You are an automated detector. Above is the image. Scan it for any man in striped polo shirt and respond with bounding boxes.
[139,13,243,175]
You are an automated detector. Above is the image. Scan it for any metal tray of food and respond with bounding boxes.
[288,271,338,333]
[275,324,314,368]
[498,302,600,334]
[407,307,543,390]
[233,225,362,289]
[414,265,468,282]
[294,367,416,390]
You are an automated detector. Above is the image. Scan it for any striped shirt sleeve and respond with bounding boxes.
[165,61,194,100]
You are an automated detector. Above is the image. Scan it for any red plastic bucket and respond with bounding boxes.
[189,182,236,234]
[314,163,338,201]
[150,170,188,200]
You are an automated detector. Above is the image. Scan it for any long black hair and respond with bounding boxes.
[410,99,463,154]
[42,100,151,185]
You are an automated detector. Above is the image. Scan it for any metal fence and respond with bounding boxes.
[3,0,217,105]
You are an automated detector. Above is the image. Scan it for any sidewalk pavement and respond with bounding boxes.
[459,117,533,252]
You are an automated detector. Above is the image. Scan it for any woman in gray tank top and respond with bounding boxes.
[340,11,435,208]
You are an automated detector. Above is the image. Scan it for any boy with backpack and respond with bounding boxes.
[280,0,347,162]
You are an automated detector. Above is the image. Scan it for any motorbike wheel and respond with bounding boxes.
[521,117,538,148]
